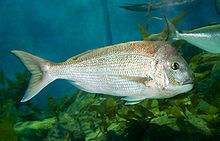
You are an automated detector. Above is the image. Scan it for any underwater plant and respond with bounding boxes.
[0,118,18,141]
[47,90,79,121]
[0,70,53,140]
[0,71,28,140]
[0,71,29,123]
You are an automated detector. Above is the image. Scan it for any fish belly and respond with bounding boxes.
[52,53,153,97]
[188,38,220,53]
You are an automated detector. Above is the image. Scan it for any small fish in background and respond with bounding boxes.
[137,11,189,41]
[119,0,197,12]
[152,17,163,20]
[165,17,220,53]
[215,0,220,14]
[11,41,194,105]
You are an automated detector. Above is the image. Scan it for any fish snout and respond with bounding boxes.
[182,73,195,85]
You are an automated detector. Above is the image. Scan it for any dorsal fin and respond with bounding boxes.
[160,10,189,39]
[65,50,93,63]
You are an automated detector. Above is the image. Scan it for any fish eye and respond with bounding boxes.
[171,62,180,70]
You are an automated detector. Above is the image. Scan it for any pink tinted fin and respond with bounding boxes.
[121,96,147,105]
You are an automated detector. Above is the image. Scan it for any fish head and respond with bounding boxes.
[154,42,194,97]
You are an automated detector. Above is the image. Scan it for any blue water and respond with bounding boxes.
[0,0,219,104]
[1,0,220,140]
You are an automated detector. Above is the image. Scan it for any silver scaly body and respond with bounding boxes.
[11,41,194,104]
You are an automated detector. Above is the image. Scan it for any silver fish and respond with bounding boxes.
[165,17,220,53]
[119,0,197,12]
[11,41,194,105]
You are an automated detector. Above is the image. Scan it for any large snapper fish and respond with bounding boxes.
[11,41,194,105]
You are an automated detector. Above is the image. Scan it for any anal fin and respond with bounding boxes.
[121,96,147,105]
[124,101,141,105]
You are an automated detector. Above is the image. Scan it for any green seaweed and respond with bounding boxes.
[0,118,18,141]
[189,53,220,71]
[0,71,29,123]
[47,90,79,120]
[0,71,50,140]
[136,23,149,41]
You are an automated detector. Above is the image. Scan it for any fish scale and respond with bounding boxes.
[49,52,151,96]
[52,53,151,80]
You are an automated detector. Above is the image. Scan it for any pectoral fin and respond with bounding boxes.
[110,75,153,86]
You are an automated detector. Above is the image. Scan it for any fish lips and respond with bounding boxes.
[181,76,195,85]
[180,73,195,85]
[182,80,194,85]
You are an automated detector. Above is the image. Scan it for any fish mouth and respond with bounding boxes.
[182,80,194,85]
[181,78,194,85]
[181,73,195,85]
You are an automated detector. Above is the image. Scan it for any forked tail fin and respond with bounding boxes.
[164,16,180,42]
[11,50,56,102]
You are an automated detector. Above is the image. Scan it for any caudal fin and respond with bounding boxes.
[11,50,56,102]
[164,16,180,42]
